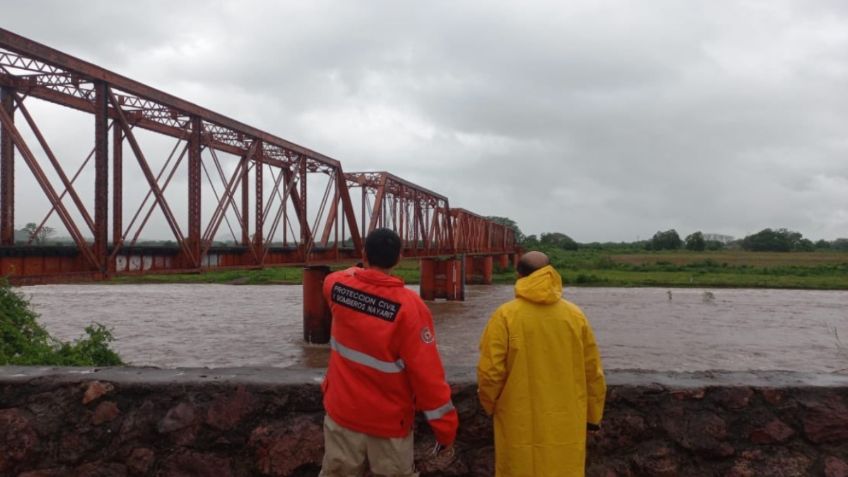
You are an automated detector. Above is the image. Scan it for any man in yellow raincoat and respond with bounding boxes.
[477,251,606,476]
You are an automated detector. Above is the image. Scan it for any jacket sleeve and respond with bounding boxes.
[582,315,606,425]
[322,272,338,303]
[477,307,508,416]
[397,298,458,446]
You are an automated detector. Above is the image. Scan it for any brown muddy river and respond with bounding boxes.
[21,284,848,373]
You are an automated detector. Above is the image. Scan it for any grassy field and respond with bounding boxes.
[110,266,305,285]
[609,251,848,267]
[110,260,423,286]
[110,250,848,290]
[545,249,848,289]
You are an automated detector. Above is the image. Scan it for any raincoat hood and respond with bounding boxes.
[514,264,563,305]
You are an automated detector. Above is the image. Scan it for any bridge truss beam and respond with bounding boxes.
[343,172,455,258]
[0,28,515,284]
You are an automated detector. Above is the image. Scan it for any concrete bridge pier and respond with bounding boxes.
[303,265,332,344]
[420,257,465,301]
[497,253,510,270]
[464,255,474,283]
[465,255,494,285]
[482,256,494,283]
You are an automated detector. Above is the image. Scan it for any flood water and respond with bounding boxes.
[21,284,848,373]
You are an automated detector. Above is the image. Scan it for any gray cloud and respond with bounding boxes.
[4,0,848,241]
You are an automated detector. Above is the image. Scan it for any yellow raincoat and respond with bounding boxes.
[477,265,606,477]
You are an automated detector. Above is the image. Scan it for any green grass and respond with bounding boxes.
[608,250,848,268]
[558,269,848,289]
[111,266,305,285]
[544,248,848,289]
[108,249,848,290]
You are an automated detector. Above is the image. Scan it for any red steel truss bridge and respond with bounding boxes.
[0,28,517,290]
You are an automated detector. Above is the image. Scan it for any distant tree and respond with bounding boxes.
[630,240,650,251]
[724,239,743,250]
[685,231,706,251]
[540,232,578,250]
[833,238,848,251]
[814,239,831,250]
[703,233,734,244]
[704,240,725,251]
[22,222,54,245]
[523,234,539,246]
[485,216,525,244]
[796,238,815,252]
[741,228,805,252]
[649,229,682,250]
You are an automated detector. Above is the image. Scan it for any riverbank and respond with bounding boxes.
[109,250,848,290]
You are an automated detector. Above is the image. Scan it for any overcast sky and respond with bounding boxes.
[4,0,848,242]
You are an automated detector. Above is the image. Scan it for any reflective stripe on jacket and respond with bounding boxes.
[322,267,458,445]
[477,265,606,477]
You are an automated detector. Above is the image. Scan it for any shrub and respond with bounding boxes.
[685,231,706,251]
[649,229,683,250]
[0,281,122,366]
[741,228,810,252]
[540,232,579,250]
[575,273,605,284]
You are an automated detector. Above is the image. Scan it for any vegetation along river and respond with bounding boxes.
[21,284,848,373]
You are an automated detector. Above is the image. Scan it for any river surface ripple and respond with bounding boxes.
[21,284,848,373]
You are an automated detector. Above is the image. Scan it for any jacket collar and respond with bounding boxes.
[354,267,405,287]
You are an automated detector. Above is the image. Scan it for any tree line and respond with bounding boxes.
[485,217,848,253]
[641,228,848,252]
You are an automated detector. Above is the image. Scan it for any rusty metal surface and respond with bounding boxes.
[94,81,108,274]
[420,257,464,300]
[344,172,455,256]
[0,28,516,284]
[302,266,332,343]
[0,28,342,169]
[0,87,12,245]
[187,116,201,264]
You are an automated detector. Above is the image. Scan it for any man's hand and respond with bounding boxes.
[430,443,456,465]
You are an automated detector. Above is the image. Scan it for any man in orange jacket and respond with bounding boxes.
[319,228,458,477]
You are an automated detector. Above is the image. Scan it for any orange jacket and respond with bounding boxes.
[322,267,458,445]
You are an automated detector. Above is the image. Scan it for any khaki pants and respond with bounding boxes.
[320,414,419,477]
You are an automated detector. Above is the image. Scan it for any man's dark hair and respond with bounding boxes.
[365,228,402,269]
[516,260,535,277]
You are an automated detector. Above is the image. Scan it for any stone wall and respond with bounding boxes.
[1,367,847,476]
